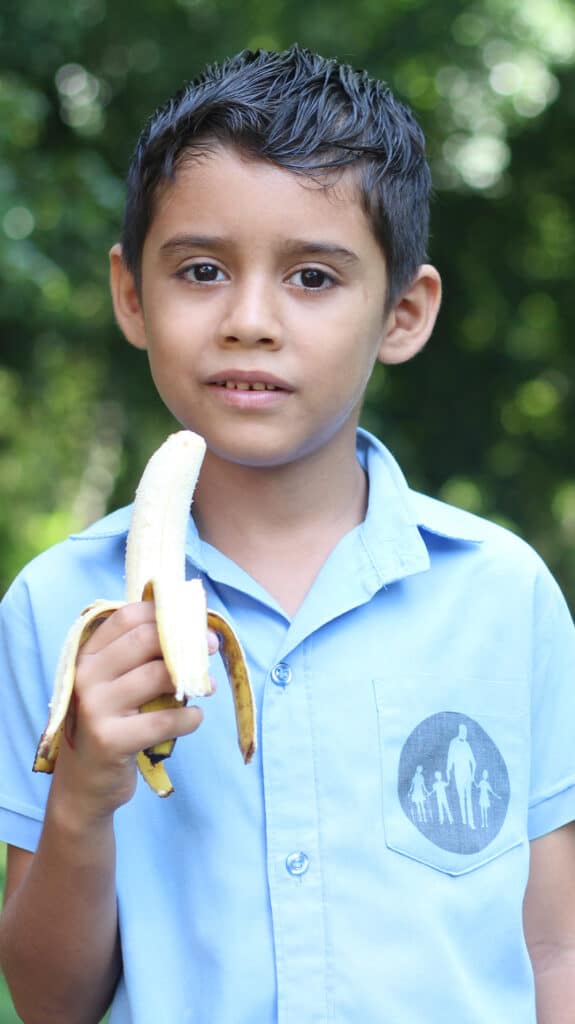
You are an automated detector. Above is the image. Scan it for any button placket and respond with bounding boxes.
[262,642,329,1020]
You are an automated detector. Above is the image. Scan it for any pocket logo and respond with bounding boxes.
[398,712,510,854]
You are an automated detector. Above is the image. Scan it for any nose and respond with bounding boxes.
[219,275,281,348]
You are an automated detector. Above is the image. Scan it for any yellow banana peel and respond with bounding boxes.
[33,430,256,797]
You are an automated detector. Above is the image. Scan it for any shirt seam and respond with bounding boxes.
[0,792,45,822]
[529,776,575,810]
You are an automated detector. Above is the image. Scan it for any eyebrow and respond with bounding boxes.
[280,239,360,265]
[160,234,227,256]
[159,234,360,266]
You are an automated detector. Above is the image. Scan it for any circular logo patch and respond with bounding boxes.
[398,712,510,855]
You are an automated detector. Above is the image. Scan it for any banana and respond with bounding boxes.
[33,430,256,797]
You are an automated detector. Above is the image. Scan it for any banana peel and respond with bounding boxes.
[32,431,257,797]
[134,610,256,797]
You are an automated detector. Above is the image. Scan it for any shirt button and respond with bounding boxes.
[286,851,309,876]
[271,662,292,686]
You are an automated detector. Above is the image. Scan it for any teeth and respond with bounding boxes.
[222,381,278,391]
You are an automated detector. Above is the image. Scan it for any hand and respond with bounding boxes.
[51,601,217,821]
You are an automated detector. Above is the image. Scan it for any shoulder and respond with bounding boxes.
[409,489,570,622]
[1,505,131,634]
[412,489,546,566]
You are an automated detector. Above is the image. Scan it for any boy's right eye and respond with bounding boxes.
[179,263,226,283]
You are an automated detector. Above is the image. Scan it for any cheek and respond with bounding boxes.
[319,352,379,420]
[144,337,189,413]
[146,358,178,416]
[331,320,384,386]
[142,310,195,369]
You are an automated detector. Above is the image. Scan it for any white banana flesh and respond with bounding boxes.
[33,430,256,796]
[126,430,210,701]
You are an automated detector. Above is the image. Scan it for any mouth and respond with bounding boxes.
[206,371,292,392]
[214,381,281,391]
[206,371,291,409]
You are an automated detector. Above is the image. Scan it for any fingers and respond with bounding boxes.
[77,602,220,692]
[81,601,219,662]
[62,599,218,804]
[116,703,205,754]
[72,698,205,764]
[77,624,162,693]
[81,601,156,653]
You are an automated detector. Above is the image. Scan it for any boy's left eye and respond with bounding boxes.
[290,268,334,290]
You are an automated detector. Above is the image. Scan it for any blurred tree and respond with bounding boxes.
[0,0,574,601]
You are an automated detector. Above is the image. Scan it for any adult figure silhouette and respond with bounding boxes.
[446,723,476,829]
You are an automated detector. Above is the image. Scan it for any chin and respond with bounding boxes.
[211,444,297,469]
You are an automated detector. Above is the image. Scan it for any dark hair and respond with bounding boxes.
[121,45,431,307]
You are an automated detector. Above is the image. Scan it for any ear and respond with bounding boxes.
[378,264,442,365]
[109,243,149,351]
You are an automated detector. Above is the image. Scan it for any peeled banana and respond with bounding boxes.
[33,430,256,797]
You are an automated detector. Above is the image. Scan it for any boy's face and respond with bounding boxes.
[113,146,436,469]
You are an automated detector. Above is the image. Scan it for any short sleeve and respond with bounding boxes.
[528,566,575,839]
[0,576,53,851]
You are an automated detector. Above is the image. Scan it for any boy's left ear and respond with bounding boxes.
[377,264,442,365]
[109,242,149,351]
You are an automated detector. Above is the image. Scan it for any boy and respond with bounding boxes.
[1,44,575,1024]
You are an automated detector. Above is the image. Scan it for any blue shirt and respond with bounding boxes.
[1,429,575,1023]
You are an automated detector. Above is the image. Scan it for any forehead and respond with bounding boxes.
[145,145,379,252]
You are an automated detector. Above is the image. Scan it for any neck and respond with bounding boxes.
[195,438,367,545]
[192,434,368,613]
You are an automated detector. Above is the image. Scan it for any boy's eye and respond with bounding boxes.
[181,263,225,283]
[291,268,334,290]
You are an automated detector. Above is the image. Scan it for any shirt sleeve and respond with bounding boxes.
[0,575,53,851]
[528,564,575,839]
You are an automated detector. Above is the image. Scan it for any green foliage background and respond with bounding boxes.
[1,0,574,1018]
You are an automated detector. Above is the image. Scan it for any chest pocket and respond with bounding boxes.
[373,675,529,876]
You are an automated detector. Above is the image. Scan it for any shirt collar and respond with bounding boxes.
[72,429,484,577]
[357,427,485,544]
